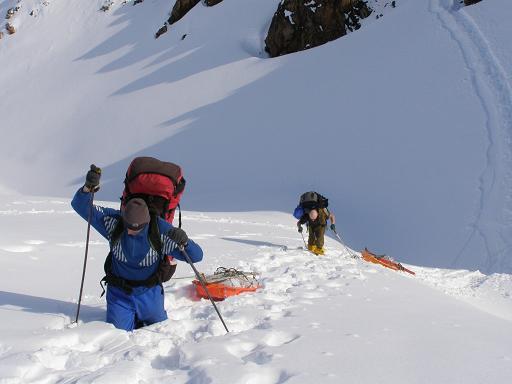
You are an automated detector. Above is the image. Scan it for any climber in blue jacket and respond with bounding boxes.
[71,165,203,331]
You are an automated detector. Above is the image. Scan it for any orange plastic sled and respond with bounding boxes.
[192,267,261,301]
[361,248,415,275]
[193,280,260,301]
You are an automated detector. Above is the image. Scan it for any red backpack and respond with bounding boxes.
[121,156,186,227]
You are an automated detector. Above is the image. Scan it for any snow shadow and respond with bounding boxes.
[93,63,316,213]
[221,237,287,249]
[77,2,266,95]
[0,291,104,322]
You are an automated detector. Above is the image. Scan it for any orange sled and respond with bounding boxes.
[192,267,261,301]
[193,281,259,301]
[361,248,415,275]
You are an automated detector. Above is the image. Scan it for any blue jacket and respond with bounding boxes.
[71,189,203,281]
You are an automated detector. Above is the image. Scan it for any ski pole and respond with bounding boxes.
[300,231,308,249]
[332,229,359,259]
[179,246,229,333]
[74,192,95,324]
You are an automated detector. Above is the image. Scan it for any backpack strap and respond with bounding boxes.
[100,215,164,297]
[110,217,125,246]
[147,214,162,256]
[175,177,186,197]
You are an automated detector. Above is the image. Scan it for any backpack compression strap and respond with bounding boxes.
[101,215,164,296]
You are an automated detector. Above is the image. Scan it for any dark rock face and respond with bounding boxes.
[6,22,15,35]
[168,0,224,25]
[265,0,372,57]
[464,0,482,5]
[155,24,168,39]
[168,0,201,25]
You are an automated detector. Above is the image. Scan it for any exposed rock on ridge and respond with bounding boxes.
[464,0,482,5]
[265,0,372,58]
[167,0,224,25]
[168,0,201,25]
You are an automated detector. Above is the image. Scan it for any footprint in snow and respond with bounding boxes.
[263,331,300,347]
[237,368,292,384]
[302,291,326,299]
[242,349,274,365]
[225,340,258,357]
[325,281,343,288]
[0,245,34,253]
[345,333,360,338]
[151,347,182,370]
[24,240,46,245]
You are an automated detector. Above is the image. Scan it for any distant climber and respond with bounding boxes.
[294,191,336,255]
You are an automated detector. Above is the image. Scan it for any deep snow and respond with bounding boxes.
[0,196,511,383]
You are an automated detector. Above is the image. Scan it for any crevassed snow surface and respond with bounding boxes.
[0,197,511,383]
[1,0,512,382]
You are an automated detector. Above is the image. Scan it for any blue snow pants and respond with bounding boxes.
[106,285,168,331]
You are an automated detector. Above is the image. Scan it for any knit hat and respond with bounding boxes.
[122,198,150,230]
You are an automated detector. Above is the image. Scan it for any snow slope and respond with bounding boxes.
[1,1,512,381]
[1,0,511,272]
[0,197,511,383]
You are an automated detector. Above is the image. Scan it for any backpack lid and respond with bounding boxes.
[126,157,182,186]
[300,191,318,205]
[299,191,328,209]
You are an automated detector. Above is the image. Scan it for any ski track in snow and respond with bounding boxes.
[429,0,512,272]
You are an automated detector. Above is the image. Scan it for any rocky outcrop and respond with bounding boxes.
[6,22,16,35]
[155,24,168,39]
[6,6,21,20]
[100,1,114,12]
[168,0,201,25]
[464,0,482,5]
[167,0,224,25]
[265,0,371,57]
